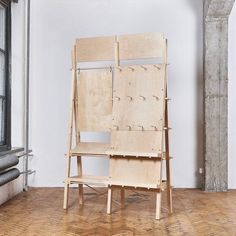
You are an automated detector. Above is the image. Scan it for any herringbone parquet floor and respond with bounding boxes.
[0,188,236,236]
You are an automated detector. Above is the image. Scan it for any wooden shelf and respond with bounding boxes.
[70,142,110,156]
[68,175,108,186]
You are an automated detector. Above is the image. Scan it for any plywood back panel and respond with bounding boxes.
[117,32,166,61]
[112,65,166,131]
[76,36,115,62]
[77,69,112,131]
[109,157,162,187]
[108,131,163,157]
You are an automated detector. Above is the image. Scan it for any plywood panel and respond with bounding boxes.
[112,65,166,131]
[107,131,163,157]
[109,157,162,187]
[77,70,112,131]
[117,32,166,60]
[76,36,115,62]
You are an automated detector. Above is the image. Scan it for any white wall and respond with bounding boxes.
[228,4,236,189]
[0,0,25,205]
[29,0,204,188]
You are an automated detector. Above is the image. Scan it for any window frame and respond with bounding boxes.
[0,3,11,152]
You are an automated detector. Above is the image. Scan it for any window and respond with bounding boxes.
[0,3,11,151]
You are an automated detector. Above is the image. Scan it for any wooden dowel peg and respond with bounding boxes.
[139,95,146,101]
[116,67,122,72]
[153,95,159,101]
[115,96,121,101]
[126,125,132,131]
[165,97,171,101]
[140,65,147,70]
[164,127,172,130]
[153,65,161,70]
[127,96,133,101]
[113,125,119,130]
[151,125,158,131]
[128,66,135,71]
[138,125,144,131]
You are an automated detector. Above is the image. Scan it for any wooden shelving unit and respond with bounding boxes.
[63,32,173,220]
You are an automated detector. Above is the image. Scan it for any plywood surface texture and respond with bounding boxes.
[112,65,166,131]
[76,36,115,62]
[117,32,166,60]
[108,131,163,157]
[109,157,162,188]
[76,69,112,131]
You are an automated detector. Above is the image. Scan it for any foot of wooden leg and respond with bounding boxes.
[107,187,112,214]
[167,187,173,214]
[79,184,84,205]
[63,182,69,210]
[156,191,162,220]
[121,188,125,209]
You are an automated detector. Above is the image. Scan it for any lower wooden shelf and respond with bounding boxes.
[68,175,108,186]
[67,175,168,190]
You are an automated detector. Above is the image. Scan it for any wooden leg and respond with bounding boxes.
[79,184,84,205]
[121,188,125,209]
[156,191,162,220]
[167,186,173,214]
[63,156,71,209]
[77,156,83,205]
[63,181,69,209]
[164,92,173,214]
[107,187,112,214]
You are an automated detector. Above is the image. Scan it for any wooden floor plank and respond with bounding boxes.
[0,188,236,235]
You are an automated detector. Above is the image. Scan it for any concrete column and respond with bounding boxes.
[204,0,235,191]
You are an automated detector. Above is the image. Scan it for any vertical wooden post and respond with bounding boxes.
[107,187,113,214]
[120,188,125,209]
[73,59,84,204]
[155,191,162,220]
[63,45,77,209]
[163,39,172,214]
[164,92,173,214]
[114,36,120,67]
